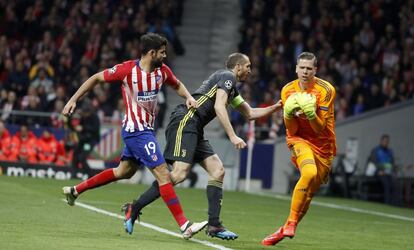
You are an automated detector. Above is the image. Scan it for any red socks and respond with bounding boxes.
[159,182,188,227]
[75,169,117,194]
[75,171,187,228]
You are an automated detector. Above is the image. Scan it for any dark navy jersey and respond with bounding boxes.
[190,69,241,126]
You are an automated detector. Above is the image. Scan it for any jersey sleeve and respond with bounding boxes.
[103,61,131,83]
[281,85,290,105]
[318,83,336,118]
[318,87,336,111]
[280,82,298,113]
[162,64,179,89]
[217,71,237,96]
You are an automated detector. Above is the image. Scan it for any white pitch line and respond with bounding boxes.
[254,192,414,222]
[63,200,233,250]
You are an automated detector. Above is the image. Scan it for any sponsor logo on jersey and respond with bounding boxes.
[137,90,158,102]
[181,149,186,158]
[224,80,232,89]
[155,75,162,85]
[109,66,117,74]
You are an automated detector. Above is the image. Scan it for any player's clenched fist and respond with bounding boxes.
[295,92,316,120]
[230,135,246,149]
[283,93,301,119]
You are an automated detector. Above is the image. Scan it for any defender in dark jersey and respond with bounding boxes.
[123,53,282,239]
[164,68,244,165]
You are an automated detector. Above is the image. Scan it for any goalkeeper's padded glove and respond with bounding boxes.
[283,93,301,119]
[295,92,317,120]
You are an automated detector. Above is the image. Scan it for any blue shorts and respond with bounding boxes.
[121,129,165,168]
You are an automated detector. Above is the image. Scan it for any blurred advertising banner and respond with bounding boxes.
[0,161,100,180]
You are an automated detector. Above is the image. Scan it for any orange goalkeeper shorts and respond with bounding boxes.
[290,141,333,184]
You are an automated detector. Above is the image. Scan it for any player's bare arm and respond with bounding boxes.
[174,80,198,109]
[237,100,282,120]
[214,89,246,150]
[62,71,105,116]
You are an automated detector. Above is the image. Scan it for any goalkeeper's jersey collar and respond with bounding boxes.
[297,78,316,91]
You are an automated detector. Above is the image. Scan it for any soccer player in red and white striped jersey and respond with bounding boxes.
[62,33,207,238]
[103,52,178,132]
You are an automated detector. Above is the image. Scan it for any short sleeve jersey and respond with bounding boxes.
[103,60,179,132]
[191,69,242,126]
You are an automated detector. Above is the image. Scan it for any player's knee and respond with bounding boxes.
[172,170,187,184]
[113,168,127,179]
[170,164,191,184]
[114,162,137,179]
[210,165,225,181]
[300,166,318,182]
[123,168,137,179]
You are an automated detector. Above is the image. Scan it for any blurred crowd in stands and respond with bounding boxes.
[0,0,183,127]
[1,0,414,146]
[0,0,184,165]
[0,121,72,165]
[237,0,414,140]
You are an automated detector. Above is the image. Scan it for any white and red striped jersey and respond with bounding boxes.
[103,60,179,132]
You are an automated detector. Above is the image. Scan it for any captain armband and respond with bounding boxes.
[229,95,245,109]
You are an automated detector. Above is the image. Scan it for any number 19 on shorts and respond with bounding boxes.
[144,142,156,155]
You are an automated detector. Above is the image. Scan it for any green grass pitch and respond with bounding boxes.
[1,176,414,249]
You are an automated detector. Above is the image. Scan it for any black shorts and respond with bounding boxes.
[164,106,215,164]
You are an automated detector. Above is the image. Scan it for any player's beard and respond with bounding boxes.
[241,71,250,81]
[152,59,163,68]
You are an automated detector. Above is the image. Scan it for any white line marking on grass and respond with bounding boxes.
[254,193,414,223]
[62,200,233,250]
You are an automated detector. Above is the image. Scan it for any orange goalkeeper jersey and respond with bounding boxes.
[281,77,336,157]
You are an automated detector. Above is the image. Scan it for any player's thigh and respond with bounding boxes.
[314,154,334,184]
[290,141,316,170]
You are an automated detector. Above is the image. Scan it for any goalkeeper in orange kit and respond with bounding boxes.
[262,52,336,246]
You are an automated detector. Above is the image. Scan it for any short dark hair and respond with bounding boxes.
[297,52,317,66]
[381,134,390,140]
[140,33,168,55]
[226,53,248,69]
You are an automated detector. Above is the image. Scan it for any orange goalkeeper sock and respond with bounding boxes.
[287,154,317,223]
[298,176,322,222]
